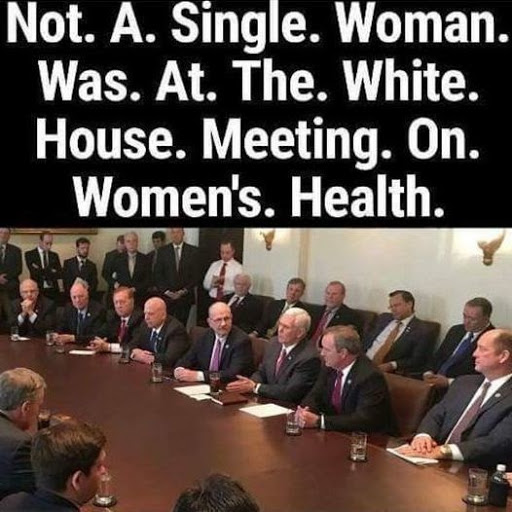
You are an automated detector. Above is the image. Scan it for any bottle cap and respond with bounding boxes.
[496,464,506,472]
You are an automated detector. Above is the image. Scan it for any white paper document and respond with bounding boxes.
[387,446,439,465]
[174,385,211,396]
[240,404,292,418]
[193,394,213,401]
[69,350,95,355]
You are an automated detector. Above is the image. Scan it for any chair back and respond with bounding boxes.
[354,309,378,337]
[189,326,208,345]
[250,336,267,367]
[384,372,435,438]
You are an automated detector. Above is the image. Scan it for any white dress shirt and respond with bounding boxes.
[203,258,243,298]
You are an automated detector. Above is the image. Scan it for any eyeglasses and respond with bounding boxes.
[210,316,232,324]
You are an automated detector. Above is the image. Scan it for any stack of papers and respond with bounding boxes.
[174,385,211,399]
[69,349,95,355]
[387,446,439,465]
[240,403,292,418]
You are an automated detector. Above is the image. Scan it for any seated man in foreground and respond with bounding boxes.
[398,329,512,468]
[0,420,108,511]
[227,308,320,404]
[298,325,396,434]
[174,302,254,384]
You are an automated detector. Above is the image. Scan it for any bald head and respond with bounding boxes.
[20,279,39,302]
[70,281,89,310]
[208,302,233,338]
[144,297,167,329]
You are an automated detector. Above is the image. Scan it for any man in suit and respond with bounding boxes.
[10,279,56,337]
[309,281,363,345]
[398,329,512,468]
[56,279,106,345]
[111,232,150,307]
[174,302,254,384]
[147,230,166,273]
[24,231,62,303]
[154,228,200,326]
[251,277,307,339]
[423,297,494,390]
[0,368,46,500]
[101,234,125,308]
[298,325,396,433]
[129,297,190,368]
[227,308,321,404]
[0,420,107,512]
[363,290,433,375]
[62,237,98,298]
[0,229,22,331]
[223,273,263,334]
[88,286,144,353]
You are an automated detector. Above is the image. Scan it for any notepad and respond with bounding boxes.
[174,385,211,396]
[69,349,95,356]
[240,403,292,418]
[387,446,439,465]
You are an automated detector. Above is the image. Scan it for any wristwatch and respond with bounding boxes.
[439,445,452,459]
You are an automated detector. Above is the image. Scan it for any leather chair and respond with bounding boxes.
[384,372,435,438]
[354,309,378,337]
[189,325,208,345]
[250,336,267,367]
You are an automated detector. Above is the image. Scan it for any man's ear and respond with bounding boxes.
[70,470,83,492]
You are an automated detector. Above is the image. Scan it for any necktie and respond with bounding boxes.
[438,332,475,376]
[372,321,403,365]
[150,330,158,352]
[331,370,344,414]
[44,251,49,269]
[174,246,180,270]
[230,296,240,309]
[78,258,84,271]
[275,348,287,376]
[446,381,491,444]
[0,245,4,264]
[215,263,227,300]
[209,338,222,371]
[76,312,84,336]
[118,318,127,343]
[311,308,332,347]
[128,254,136,278]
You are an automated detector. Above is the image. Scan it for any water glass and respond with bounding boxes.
[10,326,19,341]
[464,468,488,505]
[94,472,115,506]
[45,331,56,346]
[209,371,221,395]
[151,362,163,383]
[118,345,131,364]
[54,338,66,354]
[349,431,368,462]
[285,410,302,436]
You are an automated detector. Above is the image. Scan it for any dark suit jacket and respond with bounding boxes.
[254,299,307,338]
[0,489,79,511]
[417,374,512,468]
[62,257,98,296]
[57,300,106,344]
[252,338,321,404]
[101,249,122,291]
[24,249,61,292]
[129,315,190,368]
[223,293,264,334]
[302,356,397,434]
[10,296,56,337]
[0,414,34,501]
[363,314,434,374]
[427,323,494,378]
[309,304,363,338]
[176,325,254,383]
[102,309,144,346]
[0,245,22,298]
[154,243,200,305]
[112,252,150,302]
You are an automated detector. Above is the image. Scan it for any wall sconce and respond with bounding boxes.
[260,229,276,251]
[477,229,506,266]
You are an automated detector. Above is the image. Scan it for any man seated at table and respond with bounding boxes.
[173,474,260,512]
[56,279,106,345]
[128,297,189,368]
[88,287,144,353]
[10,279,56,337]
[297,326,396,434]
[174,302,254,384]
[0,420,108,511]
[0,368,46,500]
[398,329,512,468]
[423,297,494,389]
[226,308,320,404]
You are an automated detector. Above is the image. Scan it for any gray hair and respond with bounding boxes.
[0,368,46,411]
[282,307,311,332]
[324,325,362,355]
[72,277,89,290]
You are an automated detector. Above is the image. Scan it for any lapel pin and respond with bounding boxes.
[495,393,501,398]
[347,379,352,385]
[225,344,230,349]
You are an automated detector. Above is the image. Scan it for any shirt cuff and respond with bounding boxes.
[448,378,455,385]
[449,444,464,461]
[320,414,325,430]
[254,383,261,394]
[109,343,122,354]
[197,371,205,382]
[390,361,398,370]
[17,314,24,325]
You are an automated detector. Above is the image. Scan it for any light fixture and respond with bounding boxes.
[477,229,506,266]
[260,229,276,251]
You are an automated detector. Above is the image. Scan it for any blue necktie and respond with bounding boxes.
[150,330,158,353]
[77,312,84,336]
[438,332,474,375]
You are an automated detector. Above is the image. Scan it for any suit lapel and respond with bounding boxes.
[467,379,512,431]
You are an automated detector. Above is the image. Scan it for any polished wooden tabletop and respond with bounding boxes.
[1,337,510,512]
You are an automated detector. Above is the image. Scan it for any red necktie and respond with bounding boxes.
[331,370,344,413]
[311,309,332,346]
[275,348,287,376]
[118,318,127,343]
[216,263,227,300]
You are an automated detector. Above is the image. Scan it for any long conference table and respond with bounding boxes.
[1,337,511,512]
